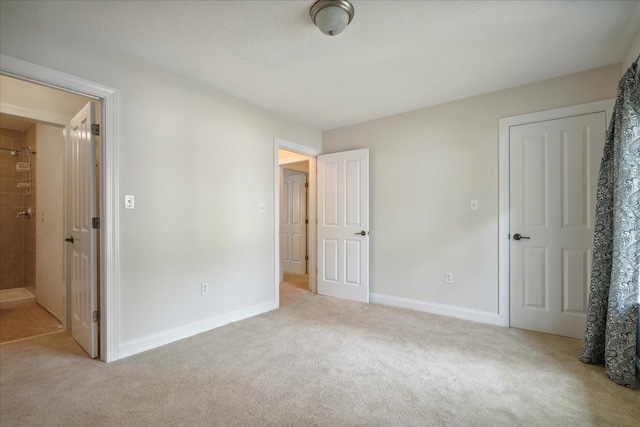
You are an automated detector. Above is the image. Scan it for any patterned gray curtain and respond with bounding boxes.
[579,56,639,389]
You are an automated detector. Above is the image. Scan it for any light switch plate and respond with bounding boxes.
[257,203,266,213]
[125,195,135,209]
[470,200,478,211]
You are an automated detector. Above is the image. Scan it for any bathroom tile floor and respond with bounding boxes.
[0,302,63,344]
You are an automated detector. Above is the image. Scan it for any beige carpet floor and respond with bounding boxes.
[0,281,638,426]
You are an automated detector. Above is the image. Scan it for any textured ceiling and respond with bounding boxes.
[2,1,639,130]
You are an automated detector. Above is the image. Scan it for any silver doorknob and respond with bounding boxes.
[512,233,530,240]
[355,231,366,236]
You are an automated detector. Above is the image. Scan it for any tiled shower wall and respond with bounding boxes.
[0,125,37,293]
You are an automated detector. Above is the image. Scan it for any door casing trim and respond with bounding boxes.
[1,54,120,362]
[497,99,614,328]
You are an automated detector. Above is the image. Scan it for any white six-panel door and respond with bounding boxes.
[69,102,98,358]
[317,149,369,303]
[509,112,606,339]
[281,170,307,274]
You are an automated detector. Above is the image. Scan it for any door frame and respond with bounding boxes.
[497,99,614,327]
[0,54,120,362]
[274,138,321,301]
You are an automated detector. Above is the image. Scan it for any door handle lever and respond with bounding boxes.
[512,233,530,241]
[65,236,74,243]
[355,231,367,236]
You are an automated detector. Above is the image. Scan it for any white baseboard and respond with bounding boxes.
[370,293,502,326]
[118,299,278,359]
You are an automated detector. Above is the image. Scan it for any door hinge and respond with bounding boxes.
[305,255,309,261]
[305,219,309,224]
[92,310,100,323]
[92,217,100,229]
[91,124,100,136]
[305,182,309,188]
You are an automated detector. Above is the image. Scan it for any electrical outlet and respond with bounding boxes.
[445,272,453,284]
[201,282,209,295]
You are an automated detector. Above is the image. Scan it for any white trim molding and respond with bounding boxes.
[275,137,322,157]
[0,54,120,362]
[497,99,615,329]
[1,102,70,126]
[118,299,278,359]
[370,293,502,326]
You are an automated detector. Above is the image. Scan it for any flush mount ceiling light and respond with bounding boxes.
[310,0,355,36]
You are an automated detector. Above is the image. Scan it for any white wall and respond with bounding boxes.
[35,123,65,322]
[0,6,321,357]
[323,65,619,321]
[622,27,640,74]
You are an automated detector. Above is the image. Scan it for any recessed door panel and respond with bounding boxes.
[323,239,338,282]
[522,135,547,228]
[562,128,590,229]
[292,181,302,225]
[523,247,547,309]
[292,233,302,262]
[345,159,361,227]
[345,239,361,286]
[324,162,338,227]
[562,248,590,314]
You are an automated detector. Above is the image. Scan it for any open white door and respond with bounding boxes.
[317,149,369,302]
[67,102,98,358]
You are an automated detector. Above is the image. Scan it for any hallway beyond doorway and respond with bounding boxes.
[282,272,309,292]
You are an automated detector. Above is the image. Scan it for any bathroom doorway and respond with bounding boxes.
[0,75,96,348]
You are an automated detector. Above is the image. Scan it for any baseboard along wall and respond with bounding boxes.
[370,293,501,326]
[118,299,278,359]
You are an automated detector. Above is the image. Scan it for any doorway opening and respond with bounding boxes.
[0,75,97,348]
[273,138,320,305]
[0,72,104,359]
[1,113,62,343]
[279,149,312,293]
